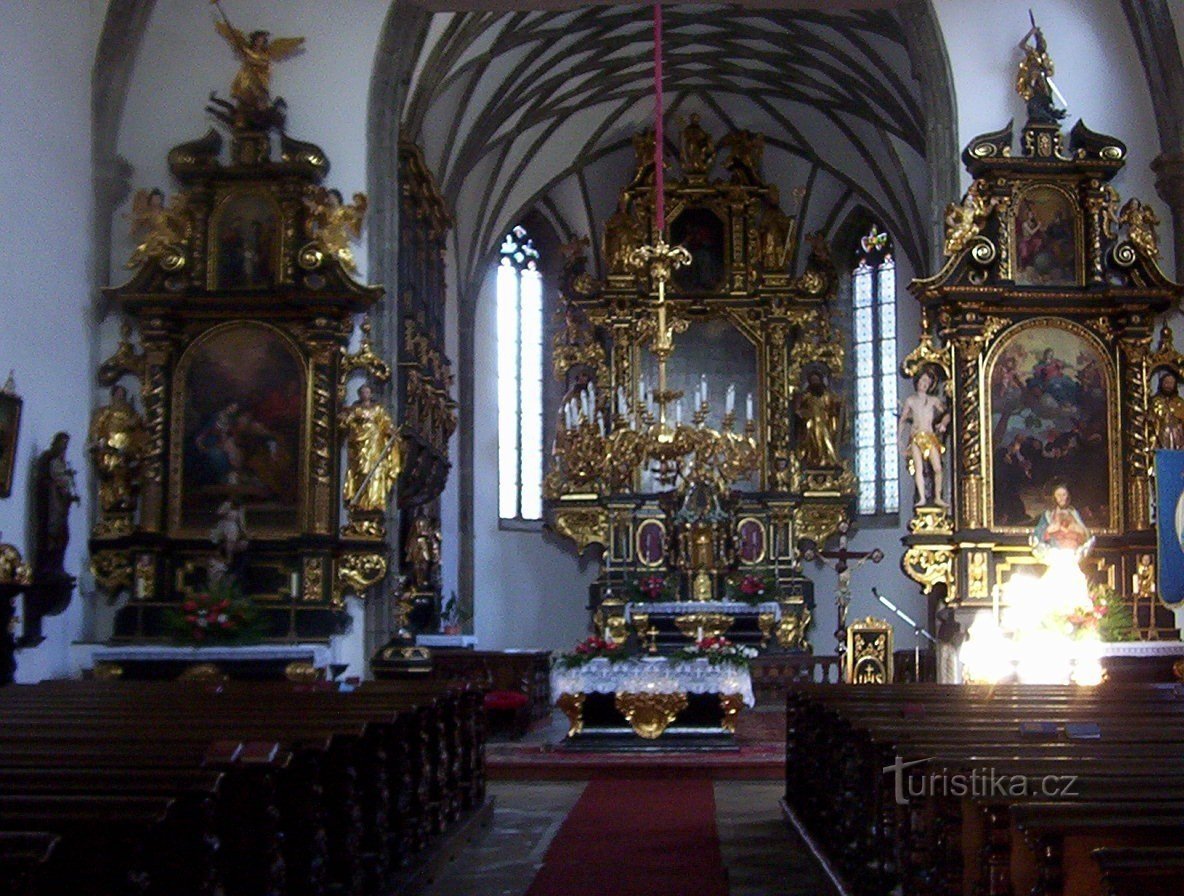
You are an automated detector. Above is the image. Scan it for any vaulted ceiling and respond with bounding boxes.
[398,3,940,294]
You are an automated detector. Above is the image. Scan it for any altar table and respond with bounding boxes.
[551,656,754,742]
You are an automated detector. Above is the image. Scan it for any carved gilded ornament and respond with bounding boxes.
[943,180,994,257]
[846,616,893,684]
[907,505,953,535]
[719,693,746,733]
[302,557,324,602]
[343,317,392,384]
[793,505,847,548]
[901,545,955,599]
[966,551,990,600]
[126,188,191,272]
[0,544,31,586]
[552,508,609,553]
[91,551,134,596]
[556,692,586,737]
[334,552,388,605]
[301,186,367,274]
[1117,198,1161,261]
[614,691,688,739]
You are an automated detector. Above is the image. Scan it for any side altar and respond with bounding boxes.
[546,118,856,655]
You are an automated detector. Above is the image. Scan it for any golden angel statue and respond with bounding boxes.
[87,384,148,515]
[126,188,189,269]
[212,1,303,110]
[305,187,368,273]
[795,369,843,468]
[943,180,989,257]
[1118,198,1161,259]
[339,384,402,513]
[1016,14,1065,123]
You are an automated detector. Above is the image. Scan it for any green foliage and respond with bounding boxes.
[164,578,265,645]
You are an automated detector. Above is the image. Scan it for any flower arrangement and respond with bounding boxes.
[724,572,780,604]
[626,574,676,602]
[1044,582,1134,642]
[672,636,758,668]
[554,635,631,669]
[164,579,264,645]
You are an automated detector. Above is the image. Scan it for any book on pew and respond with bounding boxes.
[1019,721,1059,739]
[1064,721,1101,740]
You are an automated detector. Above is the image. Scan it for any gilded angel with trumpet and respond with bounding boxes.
[126,188,190,269]
[304,187,368,273]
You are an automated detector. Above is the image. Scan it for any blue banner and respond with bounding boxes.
[1156,450,1184,605]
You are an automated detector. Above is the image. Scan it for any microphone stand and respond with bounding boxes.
[872,588,936,682]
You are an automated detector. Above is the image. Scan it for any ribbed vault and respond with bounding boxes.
[400,3,934,293]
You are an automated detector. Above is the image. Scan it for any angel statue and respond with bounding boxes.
[304,187,368,273]
[1016,13,1066,123]
[1118,198,1161,260]
[126,188,189,269]
[339,383,402,514]
[209,1,303,127]
[943,180,990,257]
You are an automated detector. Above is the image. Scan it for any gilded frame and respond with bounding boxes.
[0,391,22,499]
[206,188,284,291]
[736,516,767,564]
[982,317,1120,534]
[635,519,667,568]
[1008,182,1085,287]
[168,321,312,537]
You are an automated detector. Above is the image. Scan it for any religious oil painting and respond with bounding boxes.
[210,190,280,290]
[987,320,1113,532]
[737,517,765,564]
[1012,184,1079,286]
[670,206,726,293]
[0,391,22,499]
[175,323,304,533]
[636,519,666,567]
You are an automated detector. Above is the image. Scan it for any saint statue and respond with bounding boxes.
[212,5,304,113]
[209,498,248,584]
[1150,370,1184,450]
[629,130,658,188]
[1031,484,1093,559]
[1016,16,1065,123]
[898,367,950,506]
[603,199,640,274]
[795,370,843,468]
[33,432,79,579]
[405,514,442,591]
[1118,198,1161,260]
[719,129,764,184]
[339,384,402,513]
[679,113,714,176]
[759,186,795,272]
[87,384,148,516]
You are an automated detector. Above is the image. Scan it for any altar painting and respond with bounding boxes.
[210,190,280,290]
[987,321,1113,531]
[175,323,304,533]
[670,206,726,293]
[1012,185,1079,286]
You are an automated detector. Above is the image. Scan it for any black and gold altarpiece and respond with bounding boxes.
[547,120,857,651]
[903,109,1184,638]
[90,95,400,641]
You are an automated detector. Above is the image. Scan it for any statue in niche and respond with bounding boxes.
[1031,483,1093,559]
[1118,198,1161,260]
[795,369,843,468]
[209,498,248,584]
[87,384,147,516]
[898,366,950,507]
[33,432,79,580]
[1150,370,1184,449]
[304,187,368,273]
[759,186,795,272]
[208,2,304,129]
[1016,14,1066,124]
[603,199,641,273]
[339,383,402,513]
[720,129,764,184]
[795,232,837,296]
[679,113,714,176]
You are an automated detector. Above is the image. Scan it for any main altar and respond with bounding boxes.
[546,116,857,659]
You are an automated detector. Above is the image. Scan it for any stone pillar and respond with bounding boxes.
[1152,151,1184,281]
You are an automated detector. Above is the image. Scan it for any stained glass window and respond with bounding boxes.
[497,225,543,522]
[852,225,899,516]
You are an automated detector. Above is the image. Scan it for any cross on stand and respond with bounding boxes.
[798,520,884,656]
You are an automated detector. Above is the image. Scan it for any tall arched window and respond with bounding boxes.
[852,224,899,516]
[497,225,544,522]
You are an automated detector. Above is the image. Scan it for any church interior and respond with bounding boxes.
[5,1,1184,894]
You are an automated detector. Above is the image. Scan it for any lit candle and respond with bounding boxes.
[290,571,299,597]
[746,392,754,421]
[675,400,683,425]
[726,384,735,415]
[700,374,708,406]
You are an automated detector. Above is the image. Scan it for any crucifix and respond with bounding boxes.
[798,520,884,655]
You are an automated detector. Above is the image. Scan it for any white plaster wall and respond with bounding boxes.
[0,2,107,681]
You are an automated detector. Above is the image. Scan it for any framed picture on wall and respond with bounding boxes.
[0,389,21,499]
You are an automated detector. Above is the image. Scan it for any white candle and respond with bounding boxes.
[675,401,683,425]
[726,384,735,415]
[746,392,753,421]
[700,374,708,406]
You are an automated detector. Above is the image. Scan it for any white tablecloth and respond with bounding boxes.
[623,601,781,622]
[551,657,754,707]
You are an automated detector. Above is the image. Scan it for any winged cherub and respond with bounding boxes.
[304,187,368,273]
[126,188,190,269]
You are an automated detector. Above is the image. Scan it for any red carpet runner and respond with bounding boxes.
[525,778,729,896]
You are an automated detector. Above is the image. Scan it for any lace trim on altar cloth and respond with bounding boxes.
[551,657,755,707]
